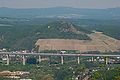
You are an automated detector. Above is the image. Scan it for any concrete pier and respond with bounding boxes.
[77,57,80,64]
[105,57,108,65]
[38,55,42,63]
[92,57,94,61]
[6,54,9,65]
[22,55,25,65]
[61,56,64,64]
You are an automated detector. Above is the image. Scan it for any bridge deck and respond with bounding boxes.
[0,52,120,57]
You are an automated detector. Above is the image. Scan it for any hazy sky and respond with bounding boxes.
[0,0,120,9]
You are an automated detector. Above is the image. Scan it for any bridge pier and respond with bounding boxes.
[61,56,64,64]
[105,57,108,65]
[77,57,80,64]
[92,57,94,62]
[22,55,26,65]
[6,54,9,65]
[38,55,42,63]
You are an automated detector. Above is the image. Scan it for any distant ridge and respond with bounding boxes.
[0,7,120,19]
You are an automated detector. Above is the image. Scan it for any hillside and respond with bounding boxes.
[0,21,91,50]
[71,19,120,40]
[34,21,91,39]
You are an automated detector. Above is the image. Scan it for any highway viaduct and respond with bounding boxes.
[0,52,120,65]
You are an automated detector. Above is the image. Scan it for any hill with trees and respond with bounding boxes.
[0,21,91,50]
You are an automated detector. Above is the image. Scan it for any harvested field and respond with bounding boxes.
[36,32,120,52]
